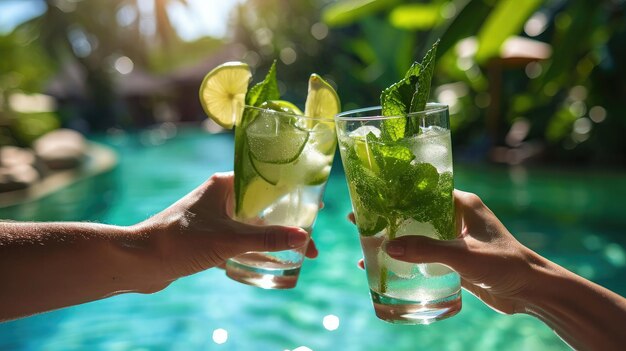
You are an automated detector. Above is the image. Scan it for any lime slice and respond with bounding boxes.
[199,62,251,129]
[239,176,287,219]
[304,74,341,123]
[250,146,332,187]
[246,113,309,164]
[249,154,282,185]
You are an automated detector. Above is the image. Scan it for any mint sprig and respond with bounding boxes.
[380,75,418,141]
[380,40,439,141]
[245,60,280,107]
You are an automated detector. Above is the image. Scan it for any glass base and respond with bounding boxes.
[225,258,301,289]
[371,289,462,324]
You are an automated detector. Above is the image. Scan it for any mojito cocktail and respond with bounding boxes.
[336,104,460,324]
[198,61,339,289]
[227,104,336,288]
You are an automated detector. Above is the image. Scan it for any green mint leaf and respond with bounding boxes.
[380,40,440,140]
[404,61,422,78]
[367,132,415,180]
[344,144,387,216]
[410,39,439,113]
[350,184,389,237]
[380,75,418,141]
[431,171,455,240]
[245,60,280,107]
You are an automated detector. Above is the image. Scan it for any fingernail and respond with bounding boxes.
[384,241,405,257]
[288,229,308,248]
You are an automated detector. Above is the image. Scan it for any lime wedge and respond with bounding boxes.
[199,62,251,129]
[260,100,303,115]
[239,176,287,219]
[249,154,282,185]
[246,113,309,164]
[355,138,380,174]
[304,74,341,121]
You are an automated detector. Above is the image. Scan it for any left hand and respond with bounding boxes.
[137,172,317,286]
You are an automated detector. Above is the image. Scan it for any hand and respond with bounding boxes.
[351,190,538,314]
[138,172,317,287]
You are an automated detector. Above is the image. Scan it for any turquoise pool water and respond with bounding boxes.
[1,128,625,350]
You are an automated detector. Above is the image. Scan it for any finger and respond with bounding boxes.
[357,259,364,270]
[454,189,508,241]
[227,222,309,257]
[192,172,235,216]
[347,212,355,224]
[305,239,318,258]
[319,202,324,210]
[383,235,466,269]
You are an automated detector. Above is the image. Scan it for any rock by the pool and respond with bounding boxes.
[0,146,40,192]
[33,129,86,170]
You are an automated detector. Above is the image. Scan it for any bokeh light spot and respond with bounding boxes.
[569,101,587,118]
[322,314,340,331]
[589,106,606,123]
[280,47,297,65]
[569,85,588,101]
[311,22,328,40]
[441,3,457,19]
[115,56,134,75]
[212,328,228,344]
[525,61,542,79]
[524,12,548,37]
[604,244,626,267]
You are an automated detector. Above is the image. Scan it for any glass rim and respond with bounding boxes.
[243,104,336,122]
[334,102,448,122]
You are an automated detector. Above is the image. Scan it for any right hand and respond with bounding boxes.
[352,190,541,315]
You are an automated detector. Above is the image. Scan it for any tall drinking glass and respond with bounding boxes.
[226,105,336,289]
[335,103,461,324]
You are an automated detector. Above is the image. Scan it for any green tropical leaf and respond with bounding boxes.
[388,4,441,31]
[322,0,401,27]
[475,0,543,64]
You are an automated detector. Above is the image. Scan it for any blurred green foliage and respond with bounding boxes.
[1,0,624,166]
[233,0,625,165]
[320,0,626,165]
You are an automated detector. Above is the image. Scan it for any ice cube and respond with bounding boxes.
[349,125,381,139]
[278,145,331,187]
[412,141,452,173]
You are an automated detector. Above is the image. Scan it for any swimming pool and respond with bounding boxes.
[1,128,625,350]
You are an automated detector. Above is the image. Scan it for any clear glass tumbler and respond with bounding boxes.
[226,105,336,289]
[335,103,461,324]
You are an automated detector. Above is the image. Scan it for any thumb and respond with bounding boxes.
[384,235,466,270]
[225,222,309,257]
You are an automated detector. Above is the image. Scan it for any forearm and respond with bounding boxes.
[521,254,626,350]
[0,222,162,321]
